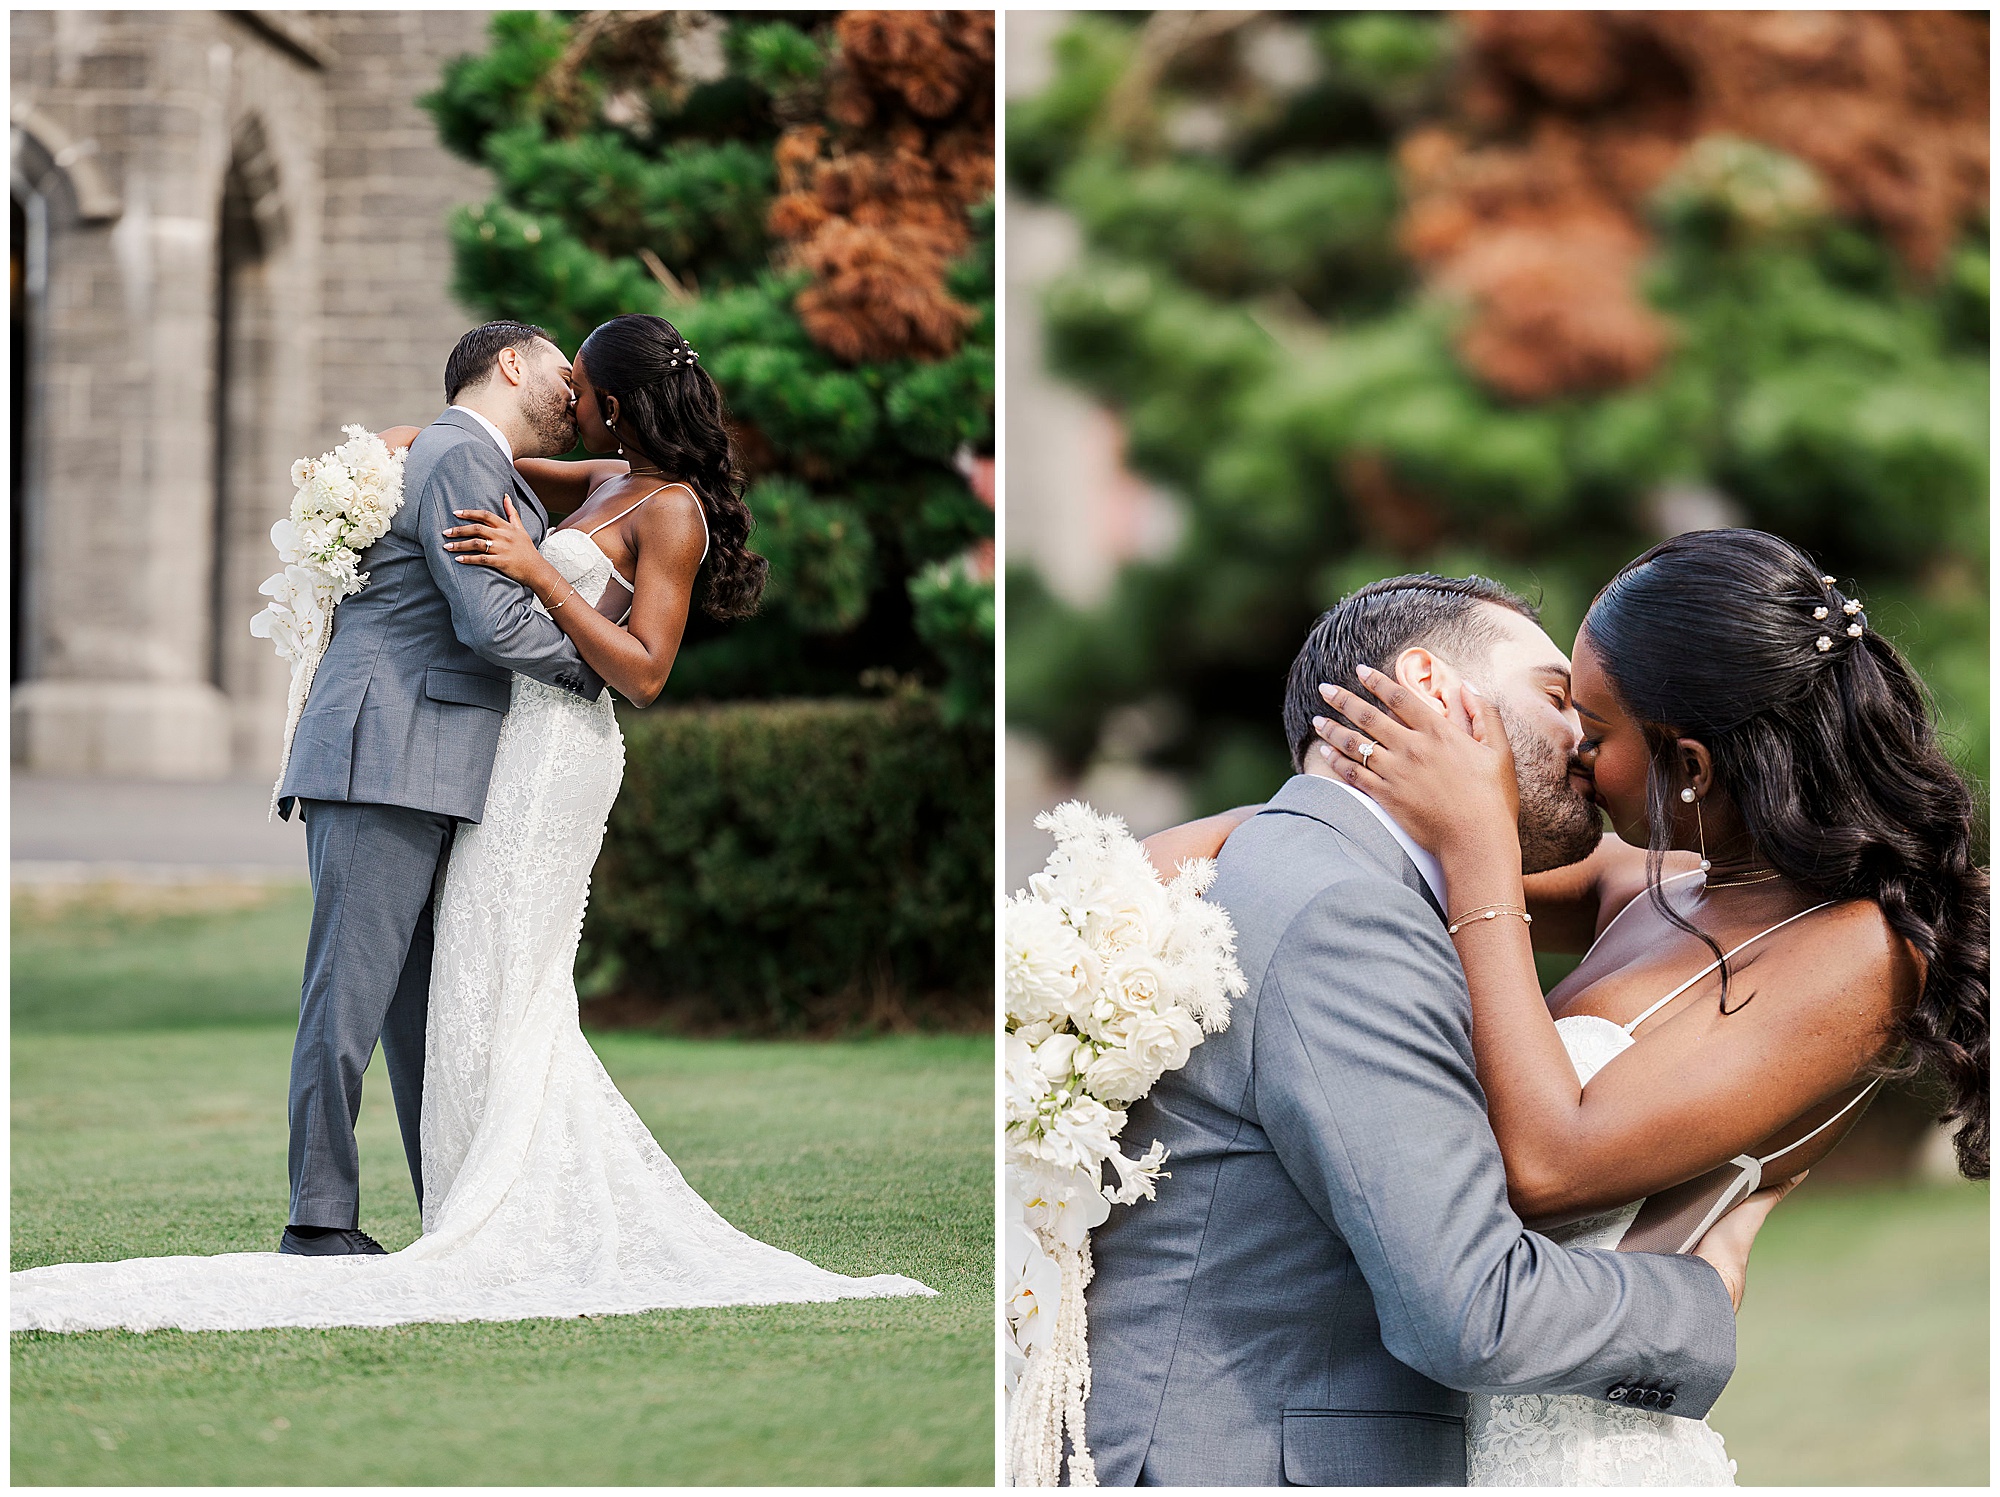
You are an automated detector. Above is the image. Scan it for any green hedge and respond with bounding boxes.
[581,695,992,1032]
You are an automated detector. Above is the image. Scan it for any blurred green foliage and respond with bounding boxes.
[424,12,993,717]
[1008,12,1988,817]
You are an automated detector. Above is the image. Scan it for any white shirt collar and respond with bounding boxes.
[1322,773,1449,912]
[449,404,514,464]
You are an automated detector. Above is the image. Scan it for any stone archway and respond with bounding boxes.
[10,115,116,692]
[211,116,285,699]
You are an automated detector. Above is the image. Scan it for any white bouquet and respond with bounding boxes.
[248,425,405,817]
[1004,802,1245,1487]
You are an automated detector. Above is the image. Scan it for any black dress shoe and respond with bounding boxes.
[280,1226,388,1257]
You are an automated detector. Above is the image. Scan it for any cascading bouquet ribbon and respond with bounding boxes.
[248,425,405,818]
[1004,802,1244,1487]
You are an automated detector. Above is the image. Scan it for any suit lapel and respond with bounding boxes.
[505,465,550,540]
[1260,774,1448,924]
[430,408,550,539]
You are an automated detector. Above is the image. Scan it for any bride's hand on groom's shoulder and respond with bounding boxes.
[444,496,555,594]
[1311,665,1518,859]
[377,425,422,454]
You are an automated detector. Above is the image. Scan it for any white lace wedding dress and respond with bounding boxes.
[1464,1013,1736,1486]
[11,527,934,1333]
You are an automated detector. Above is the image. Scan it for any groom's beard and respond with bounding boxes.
[1495,699,1603,875]
[520,375,580,457]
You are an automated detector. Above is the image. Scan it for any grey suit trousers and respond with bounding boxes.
[287,799,454,1228]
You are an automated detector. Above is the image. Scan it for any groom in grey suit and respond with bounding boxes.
[1082,574,1740,1485]
[273,321,602,1254]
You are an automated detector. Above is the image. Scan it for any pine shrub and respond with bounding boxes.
[1009,12,1988,816]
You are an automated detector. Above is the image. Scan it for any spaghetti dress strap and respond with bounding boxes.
[1660,1070,1882,1255]
[585,482,709,624]
[1601,895,1870,1256]
[1585,868,1706,958]
[1620,900,1836,1036]
[585,482,675,537]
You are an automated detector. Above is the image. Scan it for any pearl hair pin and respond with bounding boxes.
[1810,576,1864,649]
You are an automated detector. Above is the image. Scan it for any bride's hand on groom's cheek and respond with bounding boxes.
[1310,667,1519,857]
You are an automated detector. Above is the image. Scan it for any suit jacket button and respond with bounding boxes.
[1607,1386,1626,1401]
[1658,1392,1675,1410]
[1643,1389,1663,1408]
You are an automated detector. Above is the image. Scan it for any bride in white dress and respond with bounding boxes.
[1154,529,1986,1485]
[11,314,933,1332]
[1309,532,1986,1485]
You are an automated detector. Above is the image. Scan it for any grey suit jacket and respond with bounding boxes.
[277,409,604,823]
[1081,774,1737,1486]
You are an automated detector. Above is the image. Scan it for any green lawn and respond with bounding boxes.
[11,890,996,1485]
[12,883,318,1033]
[1711,1177,1988,1485]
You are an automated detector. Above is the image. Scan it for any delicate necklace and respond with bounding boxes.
[1704,867,1785,889]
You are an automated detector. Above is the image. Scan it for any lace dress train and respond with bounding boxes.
[11,529,933,1333]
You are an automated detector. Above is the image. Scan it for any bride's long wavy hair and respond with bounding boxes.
[1585,528,1988,1178]
[578,313,767,620]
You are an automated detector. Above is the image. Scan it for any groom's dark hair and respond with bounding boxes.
[1282,573,1539,771]
[444,320,554,403]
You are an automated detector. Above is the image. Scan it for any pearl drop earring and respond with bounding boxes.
[1680,786,1711,872]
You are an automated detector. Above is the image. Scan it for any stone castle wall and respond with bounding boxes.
[11,10,495,778]
[317,10,494,434]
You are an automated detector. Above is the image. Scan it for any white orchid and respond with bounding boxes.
[1015,1158,1111,1252]
[1004,1214,1062,1398]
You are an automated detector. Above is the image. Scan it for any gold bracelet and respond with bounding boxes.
[1446,904,1532,936]
[547,583,577,612]
[1447,901,1521,924]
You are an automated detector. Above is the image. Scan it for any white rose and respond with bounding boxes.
[1088,881,1169,955]
[1115,954,1167,1003]
[1081,1042,1151,1104]
[1126,1006,1203,1080]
